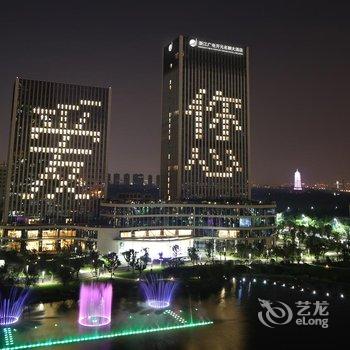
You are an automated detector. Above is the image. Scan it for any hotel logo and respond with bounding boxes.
[258,299,330,329]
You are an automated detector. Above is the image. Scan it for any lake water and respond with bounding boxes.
[3,277,348,350]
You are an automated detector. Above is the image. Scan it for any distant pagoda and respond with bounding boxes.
[294,169,302,191]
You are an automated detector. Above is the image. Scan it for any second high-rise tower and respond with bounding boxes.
[161,35,250,201]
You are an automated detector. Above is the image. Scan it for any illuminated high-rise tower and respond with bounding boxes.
[4,78,111,224]
[161,36,250,201]
[294,169,302,191]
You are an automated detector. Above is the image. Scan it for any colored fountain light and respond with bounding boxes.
[141,274,177,309]
[0,288,29,326]
[78,283,112,327]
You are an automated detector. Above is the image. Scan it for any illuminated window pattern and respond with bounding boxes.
[184,89,243,177]
[4,79,110,223]
[184,89,205,139]
[167,113,171,200]
[161,36,249,201]
[21,102,102,201]
[1,227,97,253]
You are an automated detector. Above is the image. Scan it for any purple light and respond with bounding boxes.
[141,275,177,309]
[0,288,29,326]
[78,283,112,327]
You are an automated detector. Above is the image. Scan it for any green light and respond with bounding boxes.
[0,321,213,350]
[164,310,187,324]
[3,328,14,347]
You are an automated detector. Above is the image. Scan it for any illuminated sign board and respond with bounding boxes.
[239,217,252,228]
[189,38,244,55]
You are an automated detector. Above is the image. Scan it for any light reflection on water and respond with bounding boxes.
[12,279,349,350]
[63,292,248,350]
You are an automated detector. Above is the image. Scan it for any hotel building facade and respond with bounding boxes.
[3,78,111,224]
[99,202,276,260]
[0,37,276,256]
[161,36,250,201]
[0,225,98,253]
[0,200,276,255]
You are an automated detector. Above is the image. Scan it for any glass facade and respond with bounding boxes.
[100,202,276,240]
[4,78,111,224]
[0,226,98,253]
[161,36,250,201]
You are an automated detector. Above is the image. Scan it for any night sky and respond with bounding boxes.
[1,1,349,186]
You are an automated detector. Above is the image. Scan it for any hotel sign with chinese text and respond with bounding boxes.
[189,38,244,55]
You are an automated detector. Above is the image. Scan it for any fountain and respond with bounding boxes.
[0,288,29,325]
[140,274,177,309]
[78,283,112,327]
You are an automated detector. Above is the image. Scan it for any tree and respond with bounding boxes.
[0,250,29,285]
[0,264,21,286]
[0,249,24,266]
[251,240,266,258]
[102,252,121,278]
[48,252,74,285]
[271,245,285,261]
[122,249,137,273]
[323,224,333,239]
[135,249,149,275]
[16,250,39,286]
[289,227,297,245]
[305,235,327,262]
[235,242,250,259]
[282,242,302,263]
[135,258,146,275]
[70,256,86,279]
[188,247,199,265]
[296,226,307,246]
[89,250,103,278]
[204,240,214,263]
[170,245,182,268]
[158,252,163,266]
[172,245,180,259]
[340,241,350,262]
[56,266,74,286]
[216,241,227,261]
[23,263,39,286]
